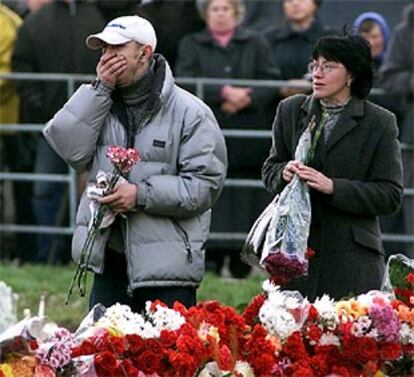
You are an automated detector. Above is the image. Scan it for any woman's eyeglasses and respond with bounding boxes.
[308,62,344,75]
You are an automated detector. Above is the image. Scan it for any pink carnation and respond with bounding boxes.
[106,146,140,174]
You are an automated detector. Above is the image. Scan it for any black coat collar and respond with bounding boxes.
[300,95,364,152]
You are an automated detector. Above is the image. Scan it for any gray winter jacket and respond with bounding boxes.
[43,55,227,290]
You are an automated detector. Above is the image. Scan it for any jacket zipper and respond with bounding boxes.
[173,220,193,263]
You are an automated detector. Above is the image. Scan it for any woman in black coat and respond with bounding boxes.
[262,34,403,301]
[176,0,279,130]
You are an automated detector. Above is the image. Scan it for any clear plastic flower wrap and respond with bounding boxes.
[243,114,327,286]
[259,281,310,340]
[381,253,414,306]
[0,282,18,334]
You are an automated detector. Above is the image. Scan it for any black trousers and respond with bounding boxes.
[89,249,197,313]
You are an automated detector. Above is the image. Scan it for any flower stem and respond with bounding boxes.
[65,170,122,304]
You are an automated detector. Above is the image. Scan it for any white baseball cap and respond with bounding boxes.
[86,16,157,52]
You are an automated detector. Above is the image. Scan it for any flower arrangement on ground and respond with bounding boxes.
[1,255,413,377]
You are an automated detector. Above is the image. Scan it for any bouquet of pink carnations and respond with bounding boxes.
[65,146,140,304]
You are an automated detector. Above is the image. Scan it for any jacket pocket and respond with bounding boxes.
[351,226,385,256]
[172,220,193,263]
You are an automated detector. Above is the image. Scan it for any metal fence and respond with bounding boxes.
[1,72,413,244]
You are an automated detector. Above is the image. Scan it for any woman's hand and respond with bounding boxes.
[297,165,333,194]
[221,85,252,112]
[282,160,302,183]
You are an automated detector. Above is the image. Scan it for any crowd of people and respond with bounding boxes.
[0,0,413,275]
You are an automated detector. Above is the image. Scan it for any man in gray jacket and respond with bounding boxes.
[43,15,227,311]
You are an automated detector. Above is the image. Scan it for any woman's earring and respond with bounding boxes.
[347,79,352,87]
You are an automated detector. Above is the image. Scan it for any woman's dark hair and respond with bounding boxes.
[312,33,374,99]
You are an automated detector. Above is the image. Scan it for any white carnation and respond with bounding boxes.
[318,333,340,347]
[234,361,255,377]
[400,323,414,345]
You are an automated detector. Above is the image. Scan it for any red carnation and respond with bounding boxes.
[94,351,118,377]
[145,339,163,354]
[125,334,145,355]
[71,339,96,357]
[406,272,414,284]
[136,349,162,374]
[310,354,330,376]
[149,300,167,312]
[331,365,351,377]
[159,330,178,348]
[362,360,378,376]
[356,337,378,363]
[218,345,233,371]
[108,336,125,355]
[115,359,140,377]
[378,342,402,361]
[283,331,309,361]
[307,304,319,322]
[172,301,188,316]
[252,353,277,376]
[307,324,323,344]
[292,364,314,377]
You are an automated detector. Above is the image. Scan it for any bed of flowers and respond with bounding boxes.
[0,255,413,377]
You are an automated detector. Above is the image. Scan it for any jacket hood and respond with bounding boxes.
[353,12,391,63]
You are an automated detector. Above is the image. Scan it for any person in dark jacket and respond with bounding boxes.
[176,0,278,277]
[136,1,204,69]
[177,0,279,130]
[262,34,403,301]
[12,0,106,263]
[265,0,333,99]
[380,3,414,258]
[354,12,406,257]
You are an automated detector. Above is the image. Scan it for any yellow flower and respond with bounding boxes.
[336,299,367,320]
[0,364,14,377]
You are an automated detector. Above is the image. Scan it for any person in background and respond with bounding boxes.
[380,2,414,258]
[354,11,406,257]
[12,0,106,264]
[2,0,52,18]
[176,0,278,277]
[43,15,227,311]
[0,3,26,261]
[353,12,390,76]
[262,34,403,301]
[241,0,280,33]
[136,0,204,69]
[177,0,279,130]
[95,0,137,22]
[264,0,333,99]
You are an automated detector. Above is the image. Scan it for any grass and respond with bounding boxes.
[0,263,266,330]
